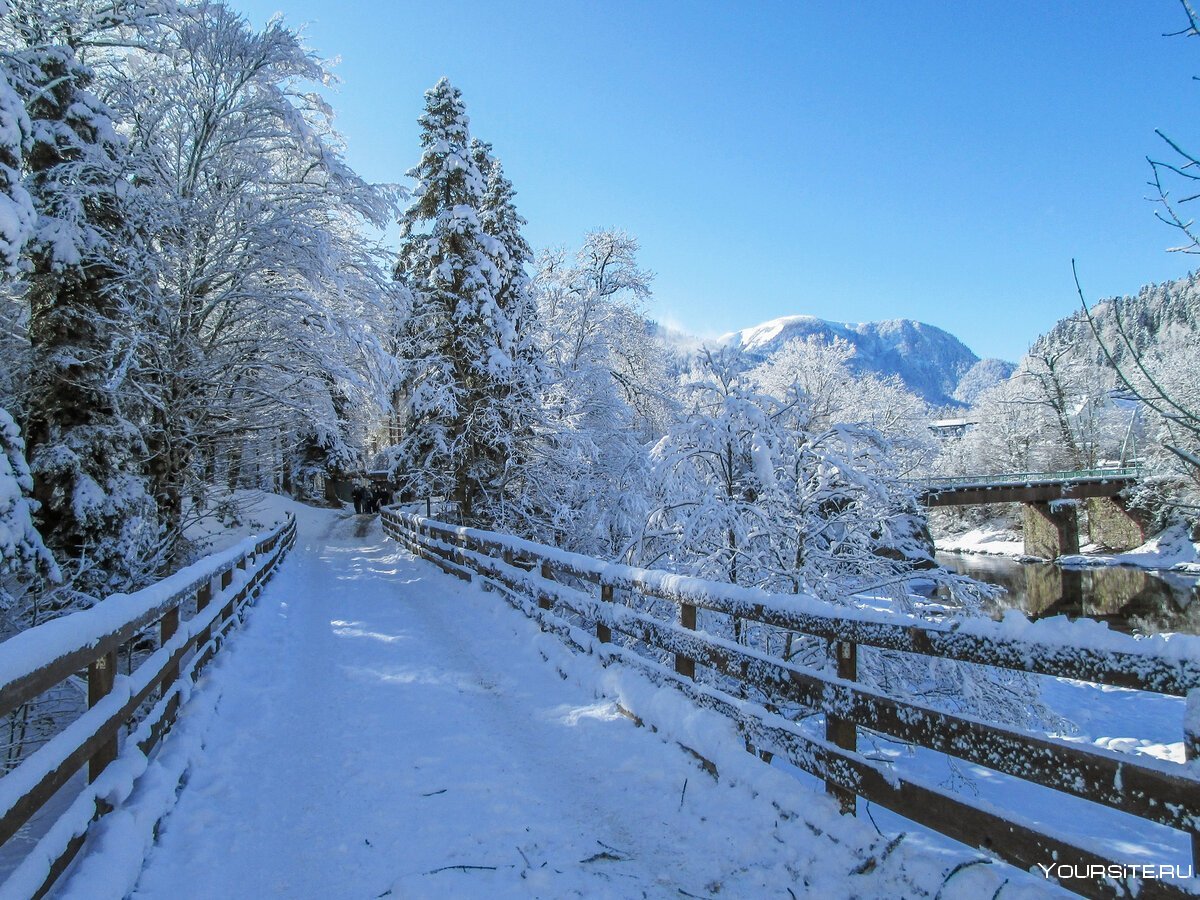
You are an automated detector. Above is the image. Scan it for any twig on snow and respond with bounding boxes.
[580,851,627,864]
[424,864,507,875]
[934,857,993,900]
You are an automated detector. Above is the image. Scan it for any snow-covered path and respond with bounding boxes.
[65,510,1007,899]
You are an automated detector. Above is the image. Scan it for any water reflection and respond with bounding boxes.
[936,552,1200,636]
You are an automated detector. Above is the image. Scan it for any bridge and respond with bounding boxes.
[0,506,1197,898]
[916,467,1145,559]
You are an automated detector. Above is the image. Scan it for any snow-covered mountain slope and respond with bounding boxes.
[714,314,1013,407]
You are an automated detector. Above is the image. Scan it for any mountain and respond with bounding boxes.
[715,315,1013,407]
[953,357,1018,406]
[1031,270,1200,368]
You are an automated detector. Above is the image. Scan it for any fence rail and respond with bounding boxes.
[0,515,296,899]
[382,509,1200,900]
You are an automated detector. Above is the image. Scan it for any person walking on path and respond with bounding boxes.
[351,477,370,514]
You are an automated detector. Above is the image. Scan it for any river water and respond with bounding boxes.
[935,551,1200,636]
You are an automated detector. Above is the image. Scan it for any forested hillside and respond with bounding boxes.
[932,270,1200,533]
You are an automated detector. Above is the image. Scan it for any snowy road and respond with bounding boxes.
[63,509,1007,899]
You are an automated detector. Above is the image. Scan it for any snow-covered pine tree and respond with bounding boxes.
[0,43,51,619]
[0,60,32,273]
[471,139,543,371]
[392,79,529,523]
[0,408,58,623]
[7,12,160,600]
[467,138,548,531]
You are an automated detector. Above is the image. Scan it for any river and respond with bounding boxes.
[935,551,1200,636]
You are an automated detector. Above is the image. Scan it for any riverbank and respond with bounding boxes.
[935,520,1200,574]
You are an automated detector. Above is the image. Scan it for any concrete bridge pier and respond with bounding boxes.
[1023,501,1080,559]
[1086,497,1146,551]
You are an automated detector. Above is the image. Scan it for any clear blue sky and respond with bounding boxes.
[232,0,1199,362]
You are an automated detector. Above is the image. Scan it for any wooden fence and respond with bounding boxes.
[382,509,1200,900]
[0,515,296,898]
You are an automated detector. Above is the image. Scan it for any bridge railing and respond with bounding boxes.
[0,514,296,898]
[915,466,1143,492]
[382,509,1200,900]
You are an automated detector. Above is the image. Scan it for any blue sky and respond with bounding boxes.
[232,0,1198,362]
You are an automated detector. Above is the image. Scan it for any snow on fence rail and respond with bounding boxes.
[0,514,296,898]
[382,508,1200,900]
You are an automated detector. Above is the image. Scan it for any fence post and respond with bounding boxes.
[426,497,431,518]
[196,578,213,652]
[1186,690,1199,867]
[825,639,858,815]
[88,650,118,782]
[597,584,613,644]
[676,602,697,680]
[227,556,247,617]
[159,606,180,694]
[538,561,552,610]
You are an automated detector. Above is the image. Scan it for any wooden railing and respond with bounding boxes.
[382,509,1200,900]
[0,514,296,898]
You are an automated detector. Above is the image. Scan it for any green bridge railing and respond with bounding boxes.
[914,466,1142,493]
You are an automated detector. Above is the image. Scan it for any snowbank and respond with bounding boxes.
[939,519,1200,573]
[1060,523,1200,572]
[935,524,1027,558]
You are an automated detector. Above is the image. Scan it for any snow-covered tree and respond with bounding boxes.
[749,335,934,475]
[644,348,780,591]
[0,1,402,597]
[750,336,856,430]
[646,347,939,606]
[639,347,1044,729]
[0,62,32,273]
[0,409,57,617]
[526,230,666,554]
[114,3,399,536]
[390,79,538,524]
[937,340,1128,484]
[464,138,548,530]
[3,3,162,599]
[1080,299,1200,520]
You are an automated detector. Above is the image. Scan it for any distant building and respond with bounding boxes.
[928,417,978,438]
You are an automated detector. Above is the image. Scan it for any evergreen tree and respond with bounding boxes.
[468,138,547,529]
[0,408,58,622]
[7,13,160,600]
[392,79,534,523]
[0,61,32,273]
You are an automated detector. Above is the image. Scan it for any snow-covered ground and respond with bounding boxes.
[935,523,1027,559]
[52,502,1042,899]
[182,489,322,557]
